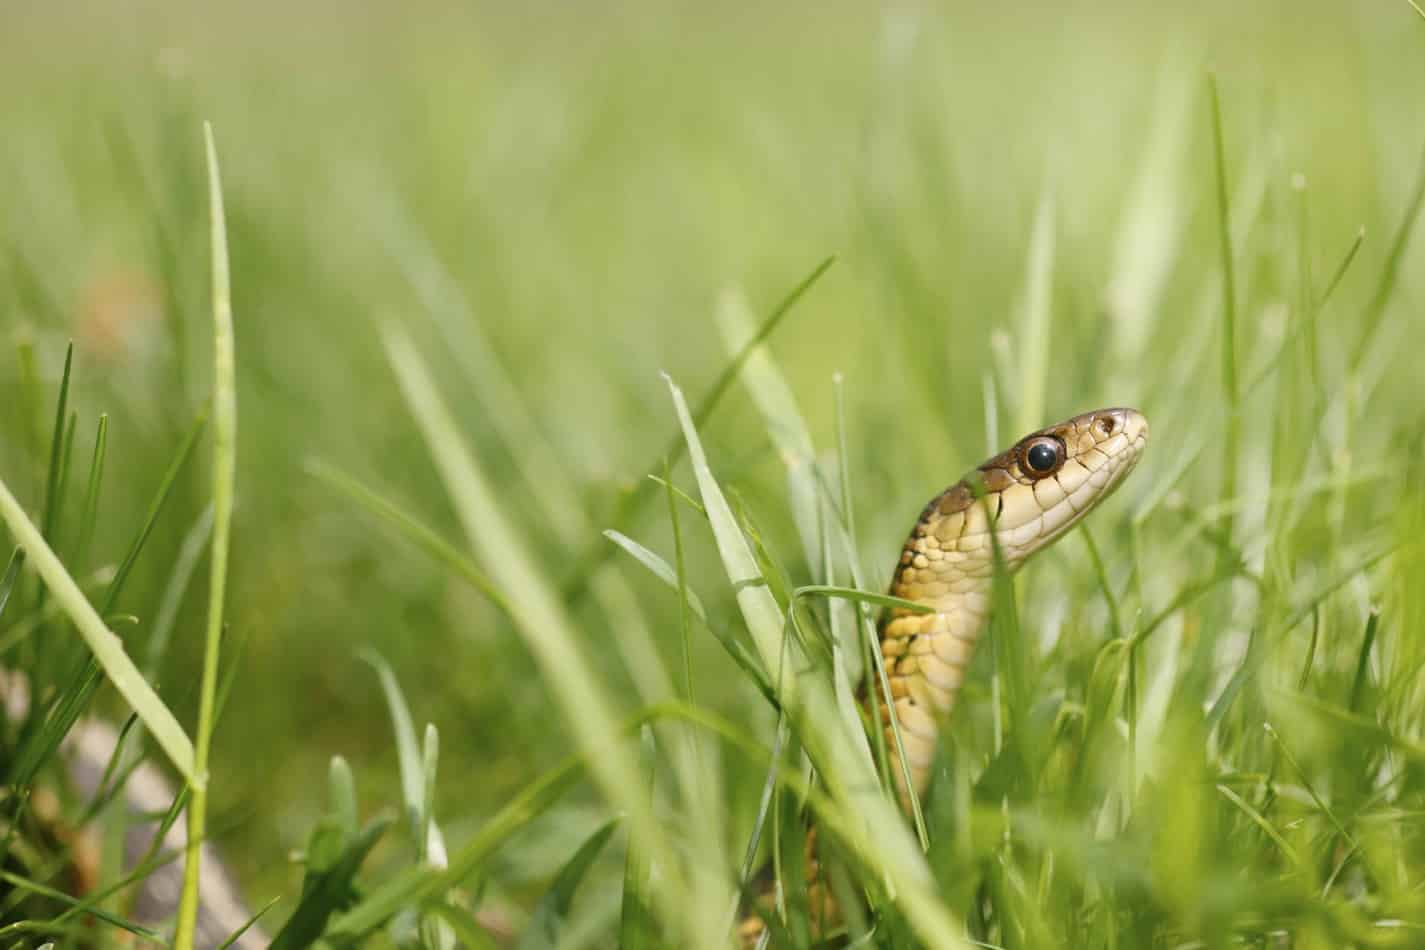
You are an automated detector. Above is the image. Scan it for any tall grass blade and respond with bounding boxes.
[383,325,698,944]
[145,504,215,676]
[1351,139,1425,369]
[716,287,821,570]
[563,257,835,601]
[175,119,239,950]
[38,342,73,545]
[1347,610,1380,714]
[603,528,771,697]
[664,373,968,949]
[1209,71,1240,563]
[74,414,108,572]
[619,726,659,950]
[389,221,673,705]
[359,649,444,855]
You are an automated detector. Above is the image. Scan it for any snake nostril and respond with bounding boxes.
[1097,415,1116,435]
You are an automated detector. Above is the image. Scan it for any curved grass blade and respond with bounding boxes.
[0,476,195,780]
[562,256,835,602]
[791,586,935,615]
[306,459,510,615]
[603,529,707,621]
[383,325,697,944]
[665,374,968,949]
[359,649,427,837]
[604,528,773,700]
[0,869,160,941]
[217,896,283,950]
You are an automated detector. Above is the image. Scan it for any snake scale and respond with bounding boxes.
[742,407,1149,944]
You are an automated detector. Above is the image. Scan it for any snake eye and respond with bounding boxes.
[1021,437,1063,477]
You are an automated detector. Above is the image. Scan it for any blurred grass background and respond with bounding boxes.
[2,0,1424,941]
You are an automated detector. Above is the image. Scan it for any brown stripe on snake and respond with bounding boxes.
[740,407,1148,945]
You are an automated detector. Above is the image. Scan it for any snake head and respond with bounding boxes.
[978,407,1149,564]
[903,407,1149,593]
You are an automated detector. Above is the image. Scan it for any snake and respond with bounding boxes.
[741,406,1149,943]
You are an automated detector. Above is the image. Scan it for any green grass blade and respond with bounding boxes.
[1273,689,1425,762]
[663,456,695,710]
[327,750,591,940]
[418,723,456,949]
[389,224,675,707]
[329,756,359,837]
[269,816,393,950]
[145,504,214,676]
[216,896,283,950]
[562,257,835,602]
[664,374,794,688]
[420,726,441,863]
[359,649,427,836]
[54,410,77,557]
[603,529,707,621]
[0,475,195,779]
[1347,610,1380,713]
[619,725,659,950]
[0,869,160,940]
[38,342,74,544]
[604,529,772,704]
[175,118,239,950]
[420,903,501,950]
[791,585,936,615]
[383,325,697,944]
[516,817,619,950]
[1209,71,1240,568]
[1351,139,1425,369]
[0,547,23,621]
[1214,786,1305,871]
[105,407,209,613]
[74,414,108,572]
[306,459,511,614]
[664,373,968,949]
[716,286,821,570]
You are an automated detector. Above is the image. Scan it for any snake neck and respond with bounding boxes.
[876,482,1004,806]
[877,584,992,805]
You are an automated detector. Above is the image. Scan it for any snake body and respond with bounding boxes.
[741,407,1148,943]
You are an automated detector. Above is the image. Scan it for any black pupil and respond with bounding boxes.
[1027,441,1058,472]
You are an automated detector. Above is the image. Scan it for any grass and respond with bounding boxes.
[1,0,1425,946]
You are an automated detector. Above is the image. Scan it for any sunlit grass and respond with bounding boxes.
[1,1,1424,946]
